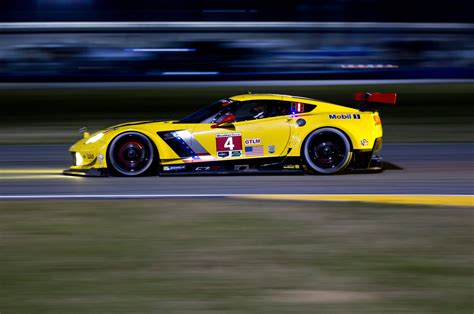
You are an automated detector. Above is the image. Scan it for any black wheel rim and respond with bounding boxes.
[111,133,152,174]
[307,131,347,170]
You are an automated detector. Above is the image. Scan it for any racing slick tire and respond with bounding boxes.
[302,127,352,175]
[107,132,157,176]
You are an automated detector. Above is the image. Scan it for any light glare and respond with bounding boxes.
[75,152,83,166]
[85,132,104,144]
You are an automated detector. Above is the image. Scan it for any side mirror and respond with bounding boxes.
[211,113,235,128]
[79,127,90,139]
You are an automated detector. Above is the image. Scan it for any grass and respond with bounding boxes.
[0,82,473,144]
[0,198,472,313]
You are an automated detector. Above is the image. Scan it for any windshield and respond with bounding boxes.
[177,99,234,123]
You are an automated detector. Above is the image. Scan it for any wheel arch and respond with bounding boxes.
[300,126,354,174]
[106,129,159,156]
[106,130,159,176]
[300,126,354,158]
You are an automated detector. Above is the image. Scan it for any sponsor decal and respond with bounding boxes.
[218,151,230,158]
[195,166,211,171]
[216,133,242,158]
[244,138,261,145]
[163,165,186,171]
[234,165,250,171]
[216,132,241,139]
[329,114,361,120]
[268,145,276,154]
[360,139,369,146]
[245,145,264,157]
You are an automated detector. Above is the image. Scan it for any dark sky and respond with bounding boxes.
[0,0,472,22]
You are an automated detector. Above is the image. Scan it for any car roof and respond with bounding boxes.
[229,93,357,112]
[229,93,319,104]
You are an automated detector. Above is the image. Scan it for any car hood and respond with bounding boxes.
[106,120,176,130]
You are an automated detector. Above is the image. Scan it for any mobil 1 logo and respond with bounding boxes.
[329,114,361,120]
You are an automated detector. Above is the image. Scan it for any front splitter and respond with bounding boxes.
[63,168,109,177]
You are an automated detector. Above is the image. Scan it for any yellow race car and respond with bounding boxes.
[64,92,396,176]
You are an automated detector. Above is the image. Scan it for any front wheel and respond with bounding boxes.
[108,132,156,176]
[302,128,352,174]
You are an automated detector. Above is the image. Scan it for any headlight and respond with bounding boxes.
[75,152,83,166]
[85,132,104,144]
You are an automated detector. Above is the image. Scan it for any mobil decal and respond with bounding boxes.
[329,114,361,120]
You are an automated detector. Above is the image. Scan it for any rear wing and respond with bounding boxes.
[354,92,397,111]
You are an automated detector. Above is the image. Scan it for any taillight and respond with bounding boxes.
[373,115,381,125]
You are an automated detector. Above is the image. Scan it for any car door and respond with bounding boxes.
[190,100,292,162]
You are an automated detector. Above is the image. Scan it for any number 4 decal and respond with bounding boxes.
[216,133,242,158]
[224,137,235,150]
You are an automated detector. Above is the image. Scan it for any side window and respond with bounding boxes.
[268,101,291,116]
[263,101,316,116]
[233,101,272,122]
[288,101,317,114]
[204,106,231,124]
[233,100,317,122]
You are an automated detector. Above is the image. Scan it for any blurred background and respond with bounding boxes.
[0,1,472,81]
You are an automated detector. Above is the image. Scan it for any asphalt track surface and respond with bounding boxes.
[0,143,472,198]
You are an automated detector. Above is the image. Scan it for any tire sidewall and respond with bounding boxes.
[108,132,155,176]
[303,127,352,174]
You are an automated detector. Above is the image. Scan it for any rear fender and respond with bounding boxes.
[286,113,380,157]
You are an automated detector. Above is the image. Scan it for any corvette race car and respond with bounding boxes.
[64,92,396,176]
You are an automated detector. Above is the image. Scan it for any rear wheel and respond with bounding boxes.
[108,132,156,176]
[302,128,352,174]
